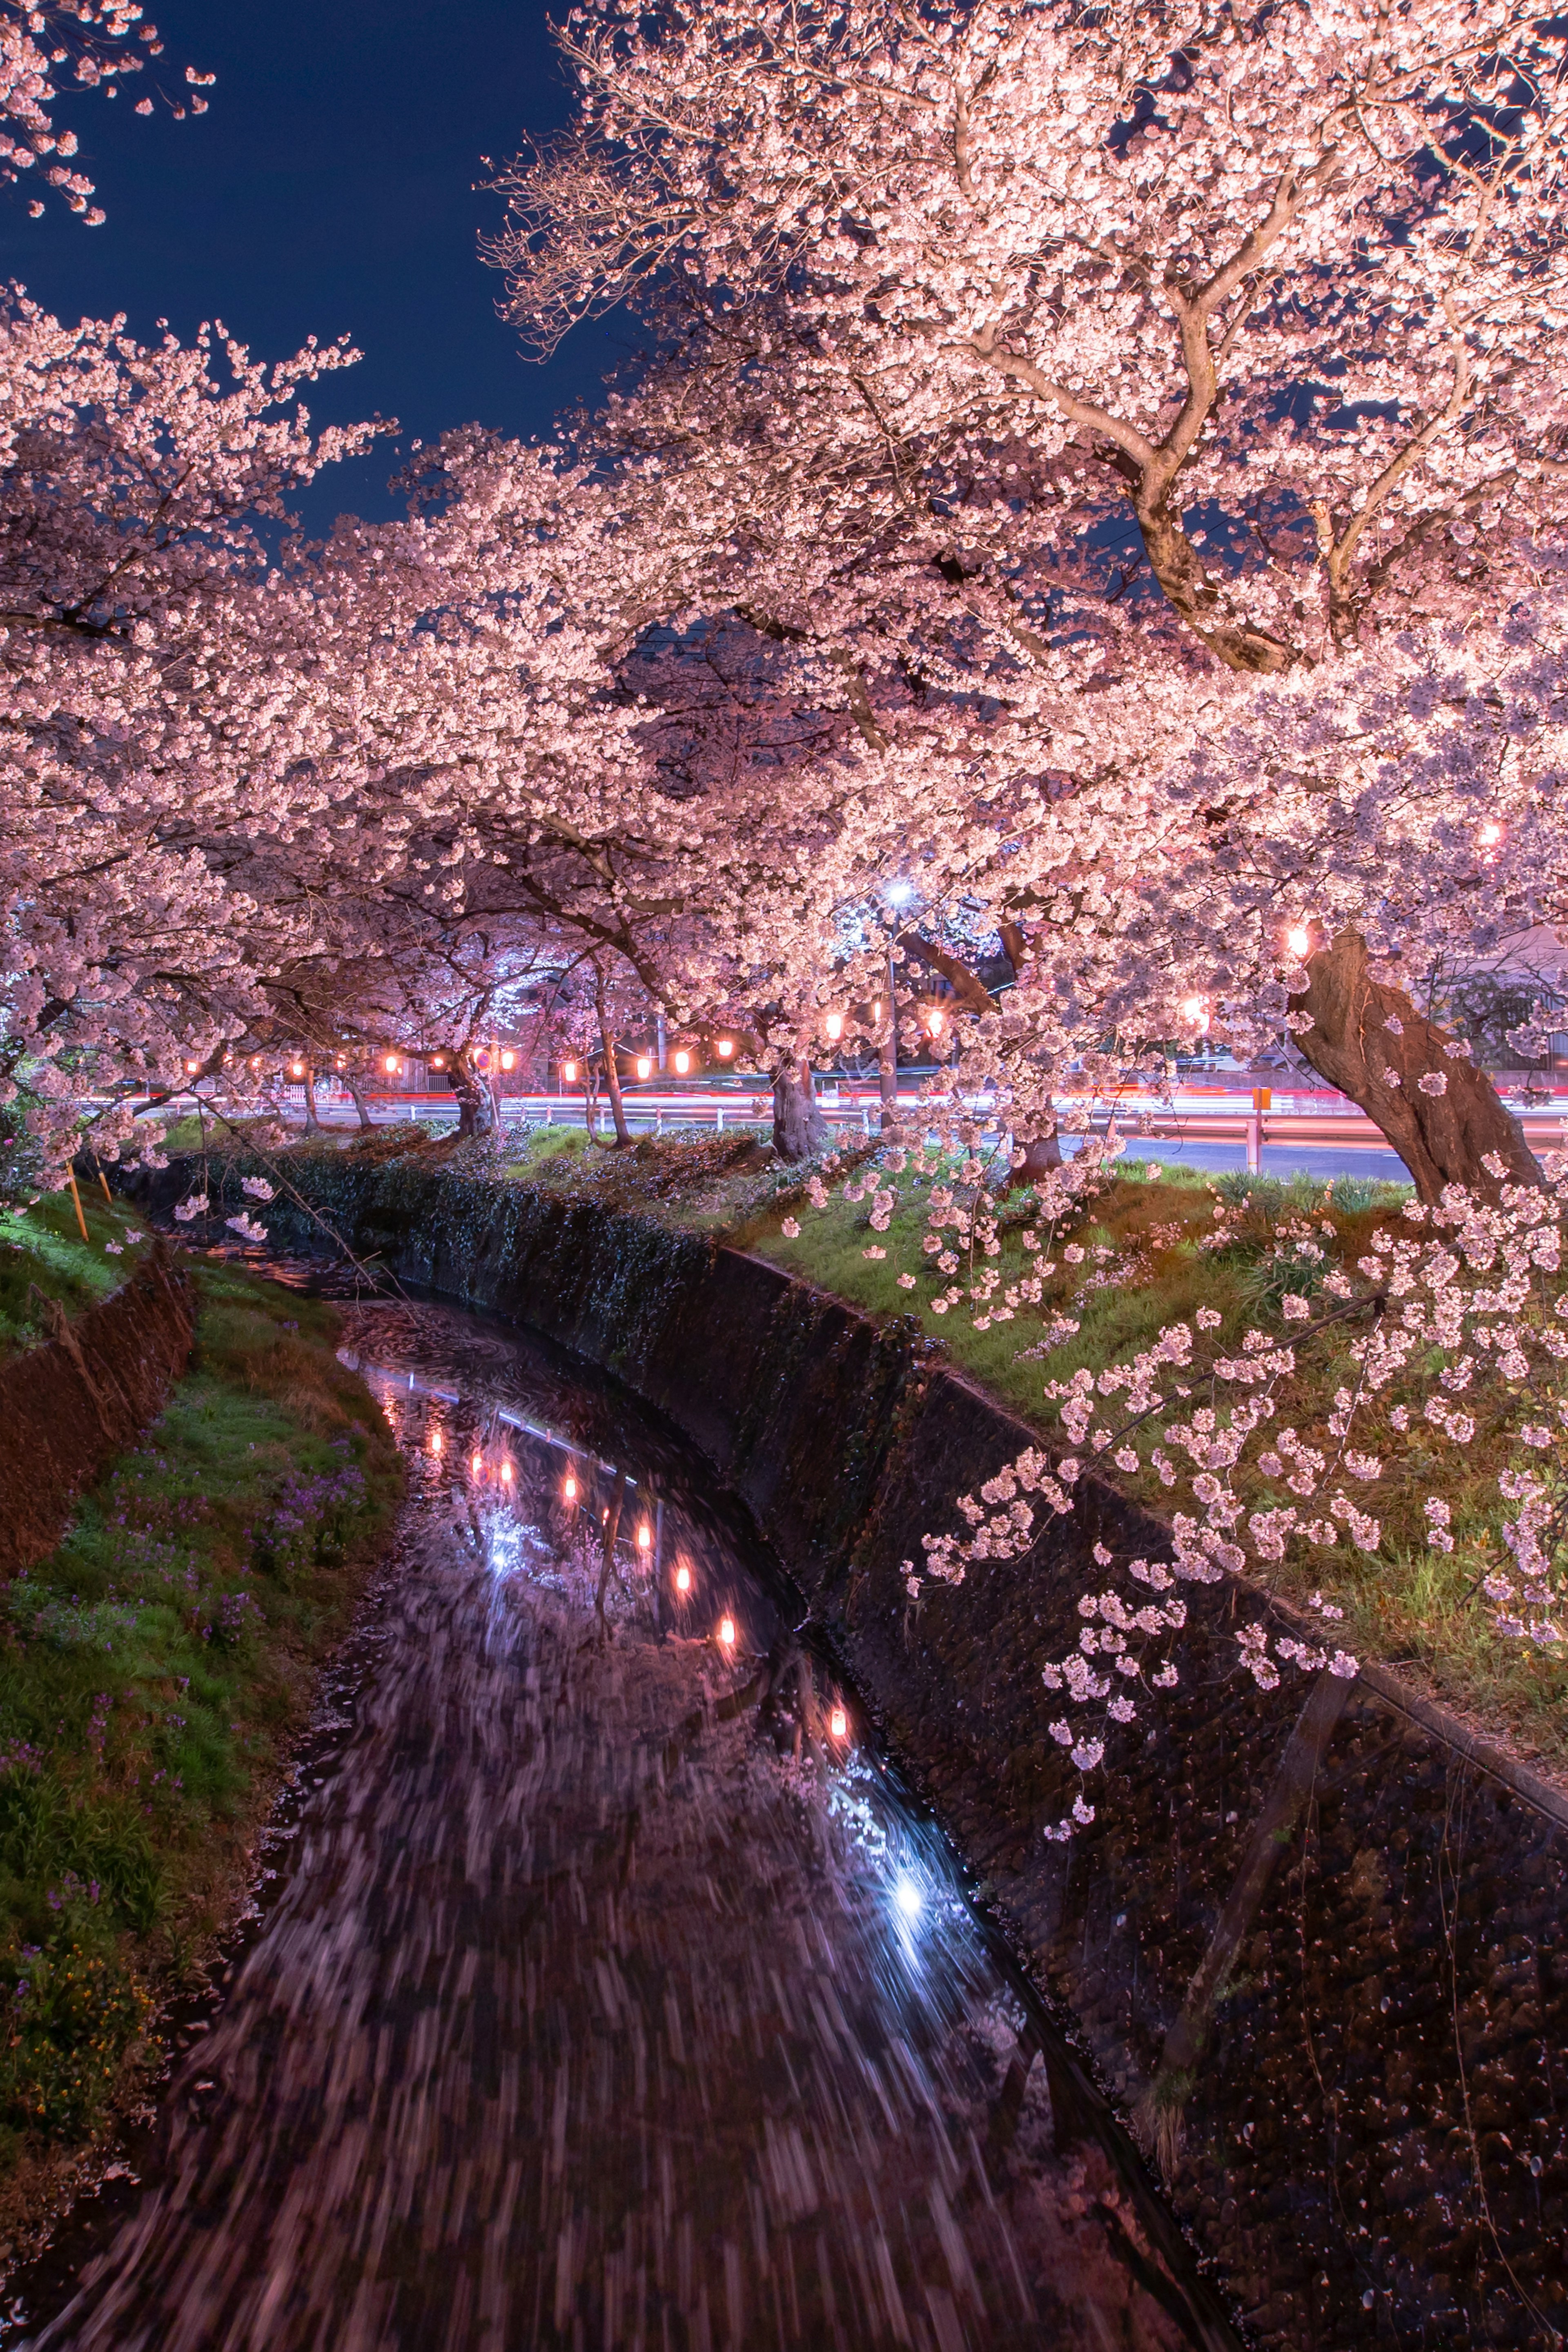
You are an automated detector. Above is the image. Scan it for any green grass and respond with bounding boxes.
[0,1185,156,1356]
[0,1205,402,2196]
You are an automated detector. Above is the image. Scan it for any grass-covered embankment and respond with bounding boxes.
[0,1187,402,2224]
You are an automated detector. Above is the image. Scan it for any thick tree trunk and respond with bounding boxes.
[1291,930,1541,1202]
[772,1058,831,1161]
[345,1074,374,1132]
[301,1068,323,1132]
[1009,1127,1063,1190]
[452,1050,497,1140]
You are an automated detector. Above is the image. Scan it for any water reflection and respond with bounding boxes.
[16,1298,1214,2351]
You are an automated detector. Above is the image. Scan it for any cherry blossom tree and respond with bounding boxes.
[2,0,212,223]
[495,0,1568,1192]
[0,297,387,1178]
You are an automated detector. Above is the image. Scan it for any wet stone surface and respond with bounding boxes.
[11,1300,1197,2352]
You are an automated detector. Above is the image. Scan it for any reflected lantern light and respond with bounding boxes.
[637,1521,651,1551]
[717,1615,736,1649]
[471,1452,483,1477]
[829,1705,848,1741]
[563,1470,578,1503]
[500,1459,513,1485]
[430,1428,443,1455]
[675,1563,692,1594]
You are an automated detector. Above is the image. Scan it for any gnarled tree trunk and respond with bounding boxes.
[1010,1127,1063,1187]
[1291,930,1541,1202]
[772,1056,830,1161]
[345,1072,375,1132]
[301,1067,323,1132]
[451,1049,497,1140]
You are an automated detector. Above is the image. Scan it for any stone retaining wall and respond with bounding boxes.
[137,1151,1568,2350]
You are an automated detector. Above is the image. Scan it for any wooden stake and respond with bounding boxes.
[65,1167,89,1243]
[97,1167,114,1206]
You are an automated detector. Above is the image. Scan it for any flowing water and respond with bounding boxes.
[11,1294,1232,2352]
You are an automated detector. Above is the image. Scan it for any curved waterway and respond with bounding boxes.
[13,1293,1232,2352]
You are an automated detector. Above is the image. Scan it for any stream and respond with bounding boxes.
[11,1290,1230,2351]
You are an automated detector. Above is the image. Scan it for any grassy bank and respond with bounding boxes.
[0,1188,402,2224]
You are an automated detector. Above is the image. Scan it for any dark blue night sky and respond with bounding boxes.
[0,0,619,527]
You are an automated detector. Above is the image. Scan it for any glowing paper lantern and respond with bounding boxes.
[1286,926,1311,958]
[385,1053,400,1074]
[637,1055,652,1079]
[500,1049,516,1071]
[824,1011,844,1042]
[562,1060,578,1082]
[673,1049,691,1076]
[637,1521,651,1550]
[675,1563,692,1594]
[717,1615,736,1648]
[291,1061,305,1078]
[716,1040,734,1060]
[927,1007,945,1038]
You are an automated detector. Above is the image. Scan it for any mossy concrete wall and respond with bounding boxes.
[143,1152,1568,2350]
